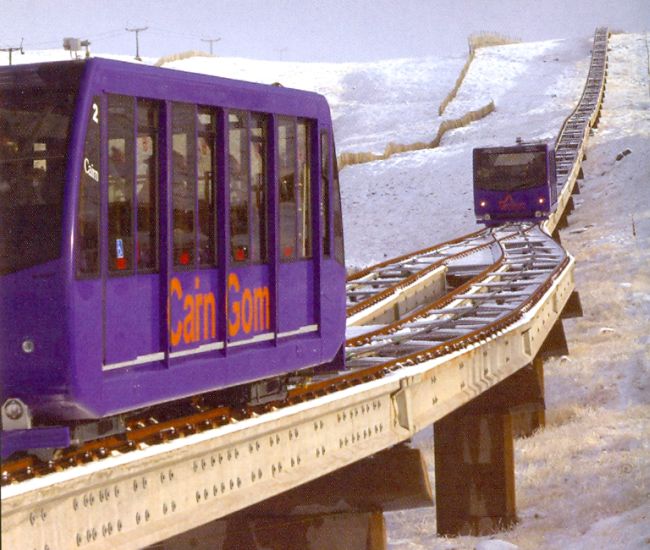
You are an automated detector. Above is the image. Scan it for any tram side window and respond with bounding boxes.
[172,103,197,267]
[198,109,216,266]
[320,131,331,258]
[278,117,296,260]
[250,114,268,263]
[136,100,159,271]
[332,150,345,265]
[297,120,312,259]
[229,111,250,262]
[108,96,134,273]
[76,97,101,277]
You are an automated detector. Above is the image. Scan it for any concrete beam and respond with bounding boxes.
[561,291,583,319]
[149,444,432,549]
[248,443,433,514]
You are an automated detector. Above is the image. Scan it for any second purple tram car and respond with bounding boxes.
[0,59,346,458]
[473,142,557,225]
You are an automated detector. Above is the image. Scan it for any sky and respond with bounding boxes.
[2,0,648,62]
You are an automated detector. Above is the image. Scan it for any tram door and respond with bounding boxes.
[277,118,317,336]
[103,96,164,369]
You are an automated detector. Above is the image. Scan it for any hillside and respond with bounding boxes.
[4,31,648,549]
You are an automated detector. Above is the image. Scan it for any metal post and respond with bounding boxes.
[126,27,148,61]
[201,37,221,55]
[1,38,24,66]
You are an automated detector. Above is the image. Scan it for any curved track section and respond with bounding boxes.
[347,225,566,365]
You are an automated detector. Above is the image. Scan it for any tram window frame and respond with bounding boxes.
[250,113,269,264]
[278,116,315,262]
[319,130,331,259]
[107,95,135,275]
[297,119,313,260]
[136,99,159,272]
[76,96,101,278]
[277,116,297,261]
[332,145,345,265]
[228,110,269,265]
[171,102,198,269]
[106,95,162,276]
[198,108,217,267]
[171,104,218,270]
[228,110,251,263]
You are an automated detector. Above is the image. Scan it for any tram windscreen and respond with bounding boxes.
[474,149,547,192]
[0,63,82,274]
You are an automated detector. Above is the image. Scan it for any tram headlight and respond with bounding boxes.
[534,210,543,218]
[479,200,488,208]
[538,197,546,205]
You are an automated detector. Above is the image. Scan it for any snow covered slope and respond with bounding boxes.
[4,31,648,549]
[168,37,593,269]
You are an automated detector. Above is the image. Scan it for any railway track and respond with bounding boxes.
[554,27,608,185]
[0,229,562,486]
[346,228,492,317]
[1,29,609,495]
[287,223,567,401]
[346,224,565,360]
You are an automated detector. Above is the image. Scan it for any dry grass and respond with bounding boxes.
[155,50,213,67]
[338,101,495,170]
[437,32,520,116]
[438,52,475,116]
[468,32,521,52]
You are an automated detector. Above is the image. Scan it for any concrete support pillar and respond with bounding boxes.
[566,195,576,214]
[433,343,563,537]
[221,511,386,550]
[509,357,546,437]
[556,211,569,230]
[541,319,569,358]
[434,406,516,536]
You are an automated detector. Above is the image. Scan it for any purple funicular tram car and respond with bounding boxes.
[0,59,346,459]
[473,142,558,225]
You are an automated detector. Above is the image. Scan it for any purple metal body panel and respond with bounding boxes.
[474,187,553,225]
[0,261,68,401]
[0,58,346,426]
[278,261,316,333]
[1,427,71,460]
[225,265,272,344]
[104,274,162,365]
[169,269,222,350]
